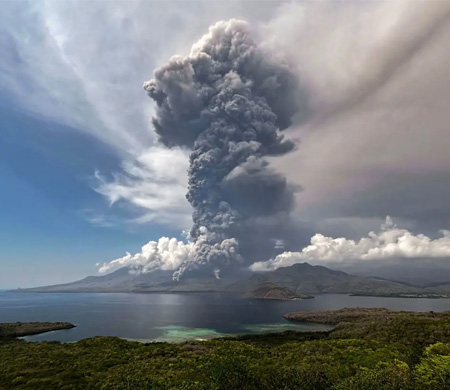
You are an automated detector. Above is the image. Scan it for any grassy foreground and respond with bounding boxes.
[2,309,450,389]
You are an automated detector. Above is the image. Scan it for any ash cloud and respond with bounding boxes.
[264,1,450,120]
[138,19,305,278]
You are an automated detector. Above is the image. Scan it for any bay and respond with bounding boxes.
[1,291,449,343]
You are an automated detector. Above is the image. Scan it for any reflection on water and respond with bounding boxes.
[1,292,449,343]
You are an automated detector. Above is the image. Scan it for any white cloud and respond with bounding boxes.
[81,211,116,228]
[98,232,239,280]
[98,236,194,274]
[93,147,192,229]
[0,1,208,153]
[0,2,104,139]
[250,217,450,272]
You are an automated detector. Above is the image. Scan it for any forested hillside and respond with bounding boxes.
[2,309,450,389]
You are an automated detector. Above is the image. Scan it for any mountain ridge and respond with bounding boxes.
[17,262,450,297]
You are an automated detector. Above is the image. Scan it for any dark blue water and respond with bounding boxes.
[1,292,449,342]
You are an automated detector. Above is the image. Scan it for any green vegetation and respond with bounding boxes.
[2,309,450,389]
[352,293,450,298]
[0,322,75,339]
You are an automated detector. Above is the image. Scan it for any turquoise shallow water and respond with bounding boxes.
[151,326,227,343]
[150,322,332,343]
[1,292,450,343]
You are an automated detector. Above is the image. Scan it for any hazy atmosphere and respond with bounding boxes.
[2,0,450,288]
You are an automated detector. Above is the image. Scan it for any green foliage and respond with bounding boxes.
[413,342,450,389]
[2,311,450,389]
[335,360,413,390]
[202,355,263,390]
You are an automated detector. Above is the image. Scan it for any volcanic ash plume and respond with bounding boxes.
[101,19,305,280]
[142,19,304,278]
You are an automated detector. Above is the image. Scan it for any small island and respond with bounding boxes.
[0,322,75,339]
[245,282,314,300]
[351,292,450,299]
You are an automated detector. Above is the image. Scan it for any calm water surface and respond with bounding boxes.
[1,292,449,342]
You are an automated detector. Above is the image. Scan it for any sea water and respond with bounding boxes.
[0,292,449,342]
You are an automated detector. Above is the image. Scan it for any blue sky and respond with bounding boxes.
[1,1,450,288]
[0,104,180,288]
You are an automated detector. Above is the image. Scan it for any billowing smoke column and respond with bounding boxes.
[142,19,304,279]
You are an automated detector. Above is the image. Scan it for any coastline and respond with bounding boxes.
[0,322,76,339]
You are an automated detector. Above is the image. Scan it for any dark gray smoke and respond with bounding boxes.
[143,19,306,278]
